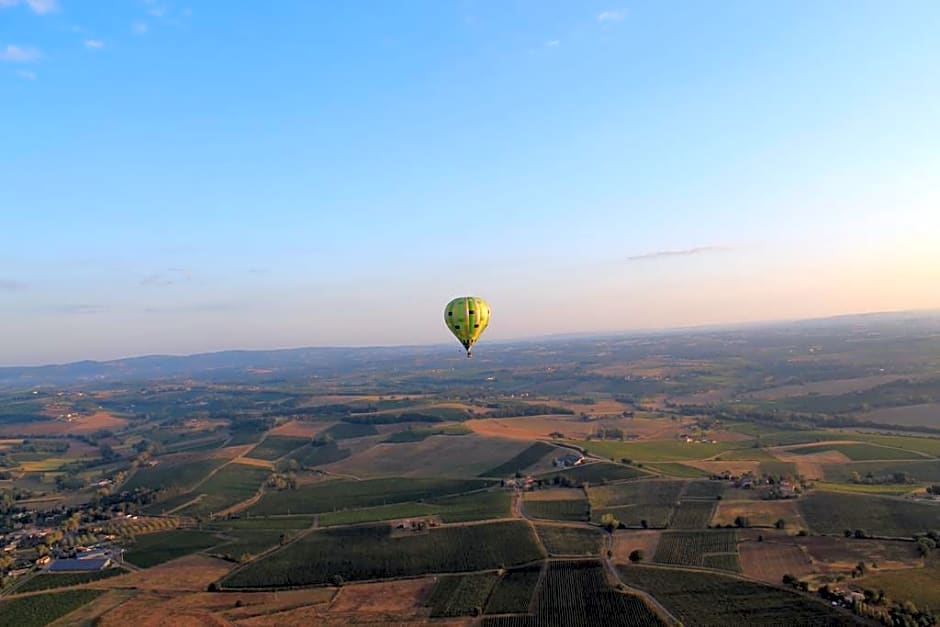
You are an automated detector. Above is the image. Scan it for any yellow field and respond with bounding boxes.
[712,499,805,528]
[466,415,693,442]
[270,420,334,438]
[525,488,585,501]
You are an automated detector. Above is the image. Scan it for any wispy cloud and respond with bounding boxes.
[132,21,148,35]
[0,44,41,62]
[626,245,731,262]
[16,69,36,79]
[140,268,192,287]
[143,302,242,314]
[0,0,58,14]
[52,304,106,315]
[0,278,27,291]
[597,9,626,23]
[545,39,560,48]
[83,39,105,49]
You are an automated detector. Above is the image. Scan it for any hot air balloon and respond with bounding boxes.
[444,296,490,358]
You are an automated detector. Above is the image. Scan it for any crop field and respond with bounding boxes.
[176,463,270,517]
[535,524,604,556]
[746,431,835,447]
[859,560,940,609]
[800,491,940,536]
[245,435,309,461]
[594,504,675,529]
[294,440,351,467]
[318,490,511,525]
[715,447,780,462]
[669,501,716,529]
[738,536,815,583]
[576,439,746,462]
[864,403,940,427]
[611,530,661,564]
[121,458,224,492]
[540,461,650,484]
[212,529,288,560]
[483,564,542,614]
[682,480,725,499]
[325,434,532,478]
[823,460,940,483]
[745,374,903,400]
[480,441,557,477]
[14,568,124,593]
[653,530,739,571]
[213,515,313,530]
[427,572,499,617]
[524,497,590,522]
[712,499,803,528]
[841,433,940,457]
[247,477,492,516]
[316,421,378,440]
[643,462,711,478]
[0,589,105,627]
[124,529,224,568]
[617,565,857,626]
[589,480,684,509]
[787,442,924,461]
[798,536,921,572]
[220,520,545,588]
[483,560,665,627]
[757,460,799,476]
[384,424,471,443]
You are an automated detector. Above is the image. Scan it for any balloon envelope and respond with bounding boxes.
[444,296,490,356]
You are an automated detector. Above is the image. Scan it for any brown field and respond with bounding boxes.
[686,461,760,477]
[712,499,805,529]
[739,535,815,583]
[858,558,940,609]
[771,448,850,479]
[324,434,530,478]
[862,403,940,428]
[466,415,693,442]
[797,536,922,573]
[611,530,662,564]
[231,457,275,469]
[329,577,435,614]
[90,554,235,592]
[0,411,128,436]
[270,420,334,438]
[743,375,903,401]
[525,488,586,501]
[214,445,256,459]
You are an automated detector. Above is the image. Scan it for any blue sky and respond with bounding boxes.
[2,1,939,365]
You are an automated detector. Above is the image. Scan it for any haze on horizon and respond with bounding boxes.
[2,1,939,367]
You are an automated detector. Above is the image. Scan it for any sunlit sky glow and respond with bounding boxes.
[2,1,939,366]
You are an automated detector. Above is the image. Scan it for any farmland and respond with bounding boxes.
[247,477,493,516]
[121,457,224,493]
[539,461,650,484]
[524,496,590,522]
[123,529,223,568]
[738,533,815,582]
[481,441,557,477]
[483,564,542,614]
[246,435,309,461]
[669,501,716,529]
[787,442,925,461]
[575,439,746,462]
[617,566,857,625]
[13,568,124,593]
[220,520,544,588]
[427,572,499,617]
[483,560,665,627]
[653,530,740,571]
[800,491,940,537]
[176,462,270,517]
[317,489,511,525]
[822,459,940,483]
[535,524,604,556]
[0,589,105,627]
[643,462,711,478]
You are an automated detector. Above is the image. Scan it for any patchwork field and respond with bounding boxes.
[858,559,940,609]
[712,499,804,528]
[466,415,691,442]
[786,442,927,461]
[123,530,224,568]
[535,524,605,556]
[744,375,903,400]
[796,536,922,572]
[738,535,815,583]
[577,439,747,462]
[863,403,940,428]
[611,529,662,564]
[800,491,940,537]
[822,459,940,483]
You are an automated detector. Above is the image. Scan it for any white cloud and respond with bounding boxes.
[132,21,148,34]
[0,44,41,62]
[597,9,626,22]
[84,39,104,49]
[16,69,36,79]
[0,0,58,14]
[545,40,560,47]
[625,245,731,262]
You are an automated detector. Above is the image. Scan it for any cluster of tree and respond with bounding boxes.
[926,485,940,495]
[266,472,297,491]
[484,403,574,418]
[851,471,913,485]
[817,583,937,627]
[588,427,625,441]
[13,439,70,454]
[913,531,939,557]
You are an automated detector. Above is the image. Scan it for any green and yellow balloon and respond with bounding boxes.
[444,296,491,358]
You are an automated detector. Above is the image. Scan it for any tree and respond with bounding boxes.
[629,549,644,563]
[774,518,786,529]
[600,513,619,533]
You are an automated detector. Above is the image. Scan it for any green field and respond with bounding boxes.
[539,461,650,484]
[844,433,940,458]
[745,431,835,447]
[317,490,510,526]
[213,529,290,560]
[176,463,270,517]
[14,568,124,593]
[860,559,940,609]
[575,439,746,462]
[788,442,924,461]
[294,441,351,467]
[385,424,471,443]
[0,590,104,627]
[121,458,224,493]
[124,529,223,568]
[653,530,739,570]
[822,460,940,483]
[320,421,379,440]
[484,564,542,614]
[525,497,590,522]
[247,477,493,516]
[589,480,685,509]
[758,461,798,477]
[427,572,500,617]
[682,480,725,499]
[213,516,313,530]
[481,442,557,477]
[246,436,309,460]
[800,491,940,537]
[617,565,856,626]
[644,462,711,478]
[219,520,545,588]
[535,524,604,556]
[714,447,780,462]
[484,560,665,627]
